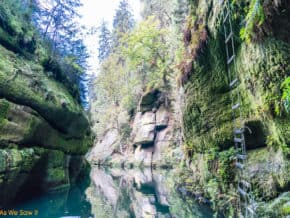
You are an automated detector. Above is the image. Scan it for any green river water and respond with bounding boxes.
[3,167,215,218]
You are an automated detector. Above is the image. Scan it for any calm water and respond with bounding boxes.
[4,167,214,218]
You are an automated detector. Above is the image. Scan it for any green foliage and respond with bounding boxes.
[121,16,169,89]
[112,0,135,47]
[0,1,36,53]
[217,148,235,183]
[94,16,170,117]
[98,20,112,62]
[0,1,31,35]
[240,0,265,43]
[281,77,290,113]
[120,123,131,140]
[92,15,174,141]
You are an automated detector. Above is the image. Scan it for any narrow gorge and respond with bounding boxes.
[0,0,289,217]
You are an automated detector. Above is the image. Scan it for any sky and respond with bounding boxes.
[78,0,141,74]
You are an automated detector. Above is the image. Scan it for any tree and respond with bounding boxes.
[121,16,169,89]
[140,0,173,27]
[112,0,135,47]
[32,0,91,107]
[98,20,112,62]
[34,0,82,54]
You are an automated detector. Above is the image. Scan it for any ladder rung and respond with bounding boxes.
[225,31,233,43]
[238,186,247,197]
[227,55,235,64]
[223,10,230,23]
[230,78,238,87]
[233,128,243,134]
[237,154,247,160]
[235,162,244,169]
[234,137,243,143]
[240,180,251,188]
[232,103,240,110]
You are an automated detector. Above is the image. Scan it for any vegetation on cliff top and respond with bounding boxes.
[0,0,92,151]
[91,0,187,141]
[0,0,90,105]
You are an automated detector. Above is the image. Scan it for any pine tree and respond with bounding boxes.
[112,0,135,47]
[98,20,111,62]
[140,0,173,27]
[34,0,82,54]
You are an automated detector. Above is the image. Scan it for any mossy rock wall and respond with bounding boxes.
[0,45,89,138]
[0,45,92,203]
[183,0,290,154]
[0,99,91,154]
[181,0,290,216]
[0,1,92,208]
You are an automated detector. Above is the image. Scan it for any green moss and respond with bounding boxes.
[257,192,290,217]
[46,168,66,183]
[240,0,265,43]
[0,44,90,138]
[0,147,38,175]
[245,148,289,200]
[183,25,290,154]
[236,39,290,147]
[0,98,91,155]
[0,99,9,128]
[281,77,290,113]
[0,1,36,54]
[183,29,234,152]
[282,202,290,216]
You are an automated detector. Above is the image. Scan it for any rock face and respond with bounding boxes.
[133,112,156,145]
[179,0,290,216]
[155,106,169,129]
[87,89,181,168]
[0,39,92,205]
[86,129,119,164]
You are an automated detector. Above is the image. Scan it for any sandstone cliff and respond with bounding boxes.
[0,4,92,206]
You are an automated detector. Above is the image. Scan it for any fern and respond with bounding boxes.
[240,0,265,43]
[281,77,290,113]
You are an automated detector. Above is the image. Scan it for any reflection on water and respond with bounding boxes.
[86,167,214,218]
[4,167,214,218]
[3,173,92,218]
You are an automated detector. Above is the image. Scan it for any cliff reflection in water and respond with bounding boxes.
[86,167,213,218]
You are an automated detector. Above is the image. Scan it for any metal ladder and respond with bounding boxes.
[221,1,256,217]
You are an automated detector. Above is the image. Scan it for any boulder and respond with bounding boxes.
[133,112,156,145]
[134,124,155,145]
[133,112,155,145]
[0,148,39,206]
[132,112,143,136]
[0,148,86,206]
